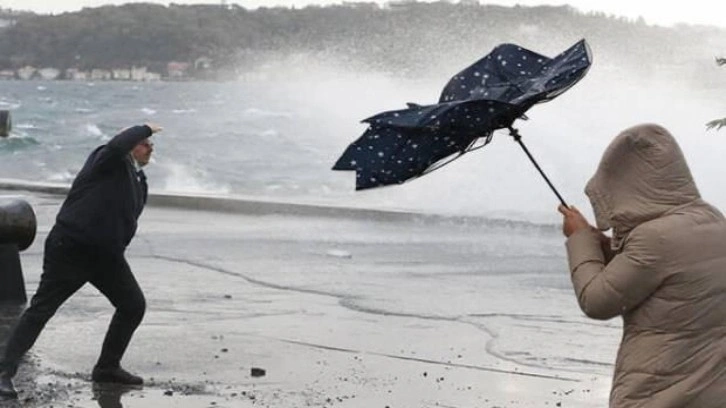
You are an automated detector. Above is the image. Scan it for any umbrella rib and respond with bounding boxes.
[417,130,498,178]
[419,151,466,176]
[419,135,484,176]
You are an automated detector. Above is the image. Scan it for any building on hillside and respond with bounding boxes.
[112,69,131,80]
[91,69,112,80]
[167,61,190,79]
[38,67,61,80]
[66,68,88,80]
[143,71,162,81]
[16,66,36,80]
[130,66,162,81]
[130,66,147,81]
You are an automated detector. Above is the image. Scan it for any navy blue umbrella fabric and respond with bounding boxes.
[333,39,592,190]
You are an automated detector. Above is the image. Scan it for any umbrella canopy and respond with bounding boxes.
[333,39,592,194]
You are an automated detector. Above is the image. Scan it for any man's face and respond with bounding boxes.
[131,139,154,167]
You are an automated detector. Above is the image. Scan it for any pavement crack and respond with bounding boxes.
[149,254,347,299]
[275,338,580,382]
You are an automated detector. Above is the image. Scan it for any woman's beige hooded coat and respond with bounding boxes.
[565,124,726,407]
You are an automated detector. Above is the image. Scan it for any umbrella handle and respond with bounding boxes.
[508,127,568,207]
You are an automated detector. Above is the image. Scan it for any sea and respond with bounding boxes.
[1,64,725,223]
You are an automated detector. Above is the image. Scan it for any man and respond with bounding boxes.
[0,123,162,399]
[559,123,726,407]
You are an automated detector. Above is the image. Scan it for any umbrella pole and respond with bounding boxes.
[508,127,568,207]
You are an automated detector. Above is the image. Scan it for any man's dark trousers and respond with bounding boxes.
[0,227,145,376]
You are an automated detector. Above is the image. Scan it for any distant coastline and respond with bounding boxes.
[0,2,723,85]
[0,60,212,82]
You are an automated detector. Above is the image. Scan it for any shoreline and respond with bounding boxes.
[0,178,560,230]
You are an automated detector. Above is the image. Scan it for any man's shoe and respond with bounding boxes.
[0,371,17,399]
[91,366,143,385]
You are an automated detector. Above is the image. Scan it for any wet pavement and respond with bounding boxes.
[0,190,616,407]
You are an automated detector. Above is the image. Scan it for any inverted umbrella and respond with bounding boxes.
[333,39,592,206]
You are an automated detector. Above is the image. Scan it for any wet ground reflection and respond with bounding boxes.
[92,383,143,408]
[0,304,23,356]
[0,304,22,405]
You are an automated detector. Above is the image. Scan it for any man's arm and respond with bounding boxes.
[108,125,153,153]
[89,124,161,169]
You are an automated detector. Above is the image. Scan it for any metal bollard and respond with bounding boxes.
[0,110,10,137]
[0,198,36,304]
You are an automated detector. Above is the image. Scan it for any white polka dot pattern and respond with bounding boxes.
[333,39,592,190]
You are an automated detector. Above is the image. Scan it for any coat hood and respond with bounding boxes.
[585,124,700,250]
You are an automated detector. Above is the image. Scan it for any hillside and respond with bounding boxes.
[0,2,723,83]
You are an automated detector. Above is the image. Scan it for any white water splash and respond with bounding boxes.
[15,123,38,130]
[161,162,231,195]
[85,123,105,139]
[48,170,76,183]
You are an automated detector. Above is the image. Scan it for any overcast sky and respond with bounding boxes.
[1,0,725,28]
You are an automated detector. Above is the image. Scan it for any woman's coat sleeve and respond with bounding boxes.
[565,227,663,320]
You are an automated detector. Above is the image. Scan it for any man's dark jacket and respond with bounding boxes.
[55,125,152,253]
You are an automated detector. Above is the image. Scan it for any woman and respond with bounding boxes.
[559,123,726,407]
